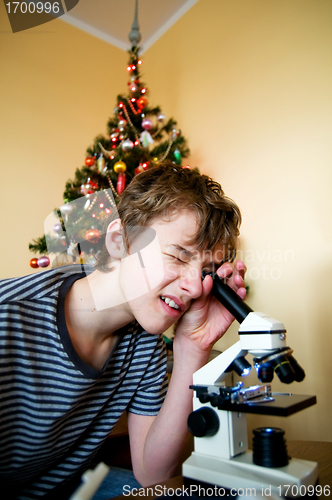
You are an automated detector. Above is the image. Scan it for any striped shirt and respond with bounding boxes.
[0,265,168,499]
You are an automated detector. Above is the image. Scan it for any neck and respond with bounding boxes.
[64,268,134,370]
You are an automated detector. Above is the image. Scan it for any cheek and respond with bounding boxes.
[163,261,180,282]
[119,255,153,302]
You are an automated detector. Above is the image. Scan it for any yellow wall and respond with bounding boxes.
[143,0,332,442]
[1,0,332,442]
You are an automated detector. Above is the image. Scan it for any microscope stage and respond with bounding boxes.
[215,393,316,416]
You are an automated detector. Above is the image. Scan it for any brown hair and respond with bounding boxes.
[97,163,241,267]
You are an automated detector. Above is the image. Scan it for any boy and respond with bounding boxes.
[0,164,246,499]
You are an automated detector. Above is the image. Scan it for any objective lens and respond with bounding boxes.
[272,355,295,384]
[227,356,251,377]
[256,363,274,383]
[288,355,305,382]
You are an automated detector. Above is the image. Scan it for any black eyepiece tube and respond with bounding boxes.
[211,273,253,324]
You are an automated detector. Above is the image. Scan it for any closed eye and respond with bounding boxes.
[165,253,187,264]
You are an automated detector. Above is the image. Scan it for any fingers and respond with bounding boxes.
[201,273,213,299]
[216,260,247,295]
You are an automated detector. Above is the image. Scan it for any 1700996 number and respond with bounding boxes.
[278,485,330,497]
[5,2,60,14]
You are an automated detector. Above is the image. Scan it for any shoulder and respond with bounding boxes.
[0,264,94,305]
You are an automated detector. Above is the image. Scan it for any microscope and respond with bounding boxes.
[182,275,318,498]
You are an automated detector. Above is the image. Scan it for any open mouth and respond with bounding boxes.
[160,296,180,310]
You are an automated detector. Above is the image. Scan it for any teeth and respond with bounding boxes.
[161,296,180,310]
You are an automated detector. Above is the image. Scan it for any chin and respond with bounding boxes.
[136,317,173,336]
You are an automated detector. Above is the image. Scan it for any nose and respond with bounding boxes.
[178,265,203,299]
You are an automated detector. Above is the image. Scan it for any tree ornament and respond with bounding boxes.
[67,240,77,257]
[135,165,144,175]
[114,160,127,173]
[140,130,154,148]
[60,203,73,215]
[137,96,148,109]
[117,172,126,194]
[128,0,141,46]
[96,154,105,173]
[122,138,134,152]
[174,148,182,165]
[157,113,165,122]
[171,128,180,140]
[30,258,39,268]
[142,118,153,130]
[85,227,101,244]
[118,117,127,130]
[85,156,95,167]
[37,255,50,268]
[53,223,62,234]
[83,179,98,195]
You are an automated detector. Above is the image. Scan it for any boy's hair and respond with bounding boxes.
[98,163,241,267]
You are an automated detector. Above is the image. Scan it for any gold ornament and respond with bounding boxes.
[114,161,127,173]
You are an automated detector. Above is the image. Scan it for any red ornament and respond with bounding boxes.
[117,172,126,194]
[30,258,39,269]
[142,118,153,130]
[86,179,98,194]
[85,156,95,167]
[137,97,148,109]
[135,165,144,175]
[85,227,101,244]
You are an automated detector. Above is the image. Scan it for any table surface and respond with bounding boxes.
[113,440,332,499]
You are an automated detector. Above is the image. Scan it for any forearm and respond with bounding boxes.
[133,338,210,486]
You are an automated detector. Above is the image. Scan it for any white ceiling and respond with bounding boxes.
[61,0,199,53]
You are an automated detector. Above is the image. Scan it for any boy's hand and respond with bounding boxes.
[174,260,247,353]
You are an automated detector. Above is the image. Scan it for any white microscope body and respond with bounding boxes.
[182,276,318,498]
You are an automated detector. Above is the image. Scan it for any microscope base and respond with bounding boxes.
[182,451,318,498]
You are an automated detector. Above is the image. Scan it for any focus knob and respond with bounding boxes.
[187,407,219,437]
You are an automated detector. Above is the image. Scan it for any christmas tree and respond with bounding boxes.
[29,6,190,270]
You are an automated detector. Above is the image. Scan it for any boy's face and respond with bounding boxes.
[118,209,224,335]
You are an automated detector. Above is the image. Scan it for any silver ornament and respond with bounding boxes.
[122,138,134,151]
[61,203,73,215]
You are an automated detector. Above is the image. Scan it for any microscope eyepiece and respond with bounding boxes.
[207,272,253,323]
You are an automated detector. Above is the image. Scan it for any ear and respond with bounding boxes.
[105,219,126,260]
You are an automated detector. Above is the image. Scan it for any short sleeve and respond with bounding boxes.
[127,334,168,415]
